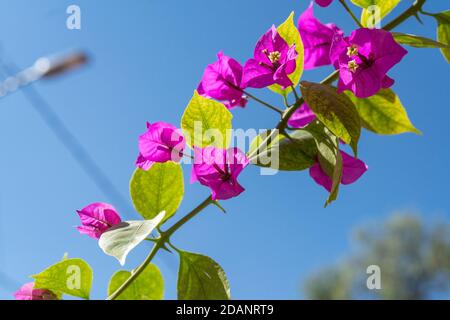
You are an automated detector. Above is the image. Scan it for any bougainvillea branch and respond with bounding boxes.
[106,195,214,300]
[15,0,450,301]
[107,0,445,300]
[115,0,426,300]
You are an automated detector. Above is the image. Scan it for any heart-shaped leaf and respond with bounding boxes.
[130,162,183,223]
[177,250,230,300]
[32,258,93,300]
[351,0,400,27]
[181,91,232,148]
[108,264,164,300]
[346,89,421,135]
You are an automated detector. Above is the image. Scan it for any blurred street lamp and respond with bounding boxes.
[0,50,170,294]
[0,50,133,216]
[0,52,88,98]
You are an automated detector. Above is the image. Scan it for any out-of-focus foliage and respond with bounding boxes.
[304,214,450,299]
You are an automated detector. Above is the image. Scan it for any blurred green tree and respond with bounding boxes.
[304,214,450,299]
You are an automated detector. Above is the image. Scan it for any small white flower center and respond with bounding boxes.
[348,60,359,73]
[268,51,281,63]
[347,45,358,57]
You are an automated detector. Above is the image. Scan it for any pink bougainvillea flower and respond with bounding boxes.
[191,147,249,200]
[14,282,58,300]
[309,151,368,192]
[136,122,185,171]
[76,202,122,239]
[330,28,407,98]
[316,0,333,7]
[242,26,298,89]
[287,103,317,128]
[298,3,343,70]
[197,52,248,109]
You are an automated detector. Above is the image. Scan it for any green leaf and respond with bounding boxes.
[304,121,343,206]
[108,264,164,300]
[434,10,450,63]
[130,162,184,222]
[392,32,449,48]
[345,89,421,135]
[181,91,232,148]
[99,212,165,266]
[269,11,304,96]
[327,148,343,207]
[177,250,230,300]
[248,129,317,171]
[32,258,93,300]
[300,81,361,156]
[351,0,401,27]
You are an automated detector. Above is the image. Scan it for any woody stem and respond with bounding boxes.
[107,196,213,300]
[383,0,426,31]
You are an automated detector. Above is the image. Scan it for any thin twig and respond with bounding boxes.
[243,90,283,114]
[383,0,426,31]
[338,0,363,28]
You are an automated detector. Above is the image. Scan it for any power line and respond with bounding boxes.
[0,55,135,217]
[0,52,138,293]
[0,52,179,295]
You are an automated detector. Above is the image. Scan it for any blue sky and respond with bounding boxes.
[0,0,449,300]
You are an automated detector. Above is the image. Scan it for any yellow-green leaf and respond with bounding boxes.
[435,10,450,63]
[130,162,184,223]
[392,32,450,48]
[108,264,164,300]
[269,11,304,96]
[181,91,232,148]
[351,0,401,27]
[346,89,421,135]
[32,258,93,300]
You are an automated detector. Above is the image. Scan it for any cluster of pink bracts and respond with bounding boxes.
[15,1,411,299]
[136,1,394,204]
[189,1,409,199]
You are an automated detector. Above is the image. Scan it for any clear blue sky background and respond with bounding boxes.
[0,0,448,300]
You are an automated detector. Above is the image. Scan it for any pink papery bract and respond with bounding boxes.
[14,282,58,300]
[242,26,298,89]
[298,2,343,70]
[316,0,333,7]
[309,150,368,192]
[136,121,186,170]
[191,146,249,200]
[76,202,122,239]
[197,51,248,109]
[287,103,317,128]
[330,28,407,98]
